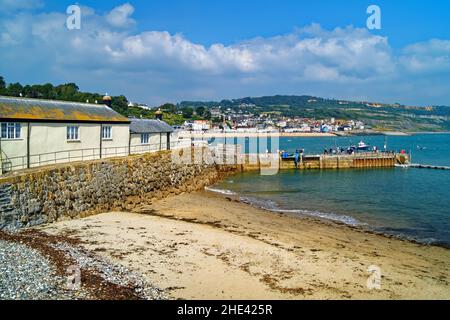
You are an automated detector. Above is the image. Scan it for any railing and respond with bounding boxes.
[339,151,397,159]
[1,140,191,173]
[0,149,13,174]
[0,140,405,175]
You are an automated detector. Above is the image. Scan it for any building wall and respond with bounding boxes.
[101,124,130,158]
[130,132,169,154]
[0,122,28,170]
[0,122,130,171]
[29,123,101,166]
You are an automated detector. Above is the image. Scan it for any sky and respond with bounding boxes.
[1,0,450,106]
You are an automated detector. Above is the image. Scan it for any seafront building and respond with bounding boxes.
[129,118,174,154]
[0,96,176,174]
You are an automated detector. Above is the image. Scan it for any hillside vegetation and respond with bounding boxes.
[180,95,450,132]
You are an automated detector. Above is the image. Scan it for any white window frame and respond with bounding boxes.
[141,133,150,145]
[1,122,21,140]
[102,126,112,140]
[67,126,80,141]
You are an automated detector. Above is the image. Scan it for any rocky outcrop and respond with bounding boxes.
[0,149,239,230]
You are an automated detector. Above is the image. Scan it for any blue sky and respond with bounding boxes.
[1,0,450,105]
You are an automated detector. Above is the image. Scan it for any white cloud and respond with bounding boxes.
[105,3,135,28]
[400,39,450,73]
[0,0,42,12]
[0,3,449,105]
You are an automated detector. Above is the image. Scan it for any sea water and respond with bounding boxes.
[211,134,450,247]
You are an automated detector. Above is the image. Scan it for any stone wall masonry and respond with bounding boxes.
[0,148,239,230]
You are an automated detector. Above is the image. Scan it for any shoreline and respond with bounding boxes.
[178,131,450,139]
[178,132,337,138]
[38,190,450,299]
[205,187,450,249]
[218,189,450,249]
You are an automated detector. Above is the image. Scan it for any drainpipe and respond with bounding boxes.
[27,122,31,169]
[128,132,132,156]
[167,132,171,150]
[99,124,103,159]
[159,133,162,151]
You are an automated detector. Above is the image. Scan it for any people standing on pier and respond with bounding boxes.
[294,149,301,168]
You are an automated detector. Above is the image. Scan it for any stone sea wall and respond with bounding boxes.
[0,148,239,230]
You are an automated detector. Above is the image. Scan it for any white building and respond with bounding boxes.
[192,120,210,131]
[277,121,287,128]
[129,119,174,154]
[0,95,130,173]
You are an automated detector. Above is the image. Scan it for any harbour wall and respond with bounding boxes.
[241,152,408,171]
[0,148,239,230]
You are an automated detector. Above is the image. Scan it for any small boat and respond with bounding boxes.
[356,140,371,151]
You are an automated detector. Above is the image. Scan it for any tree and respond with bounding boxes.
[111,95,129,115]
[41,83,56,99]
[159,103,176,113]
[0,76,5,90]
[22,85,36,98]
[203,110,211,120]
[6,83,23,96]
[196,106,206,117]
[182,107,194,119]
[54,83,79,100]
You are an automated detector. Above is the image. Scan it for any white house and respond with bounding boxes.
[0,95,130,173]
[192,120,211,131]
[129,119,174,154]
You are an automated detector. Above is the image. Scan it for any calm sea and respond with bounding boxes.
[210,134,450,247]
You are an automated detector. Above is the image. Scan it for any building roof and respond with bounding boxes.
[130,119,174,134]
[0,96,129,123]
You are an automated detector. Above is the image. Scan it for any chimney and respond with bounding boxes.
[155,108,163,121]
[103,94,112,107]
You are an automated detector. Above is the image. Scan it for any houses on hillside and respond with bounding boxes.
[0,95,176,174]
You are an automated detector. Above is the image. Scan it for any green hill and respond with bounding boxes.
[180,95,450,132]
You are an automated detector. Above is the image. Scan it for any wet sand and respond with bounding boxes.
[40,191,450,300]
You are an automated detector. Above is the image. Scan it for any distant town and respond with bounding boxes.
[174,106,365,134]
[129,95,450,134]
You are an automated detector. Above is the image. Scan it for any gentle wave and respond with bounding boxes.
[239,196,279,211]
[239,195,362,227]
[206,188,449,246]
[374,227,444,247]
[204,186,237,196]
[272,209,363,226]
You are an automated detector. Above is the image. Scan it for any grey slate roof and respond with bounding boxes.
[0,96,129,123]
[130,118,174,134]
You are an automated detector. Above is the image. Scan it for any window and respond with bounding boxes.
[1,123,21,139]
[67,126,79,141]
[141,133,149,144]
[102,126,112,140]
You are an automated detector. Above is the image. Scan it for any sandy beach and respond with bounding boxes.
[39,191,450,300]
